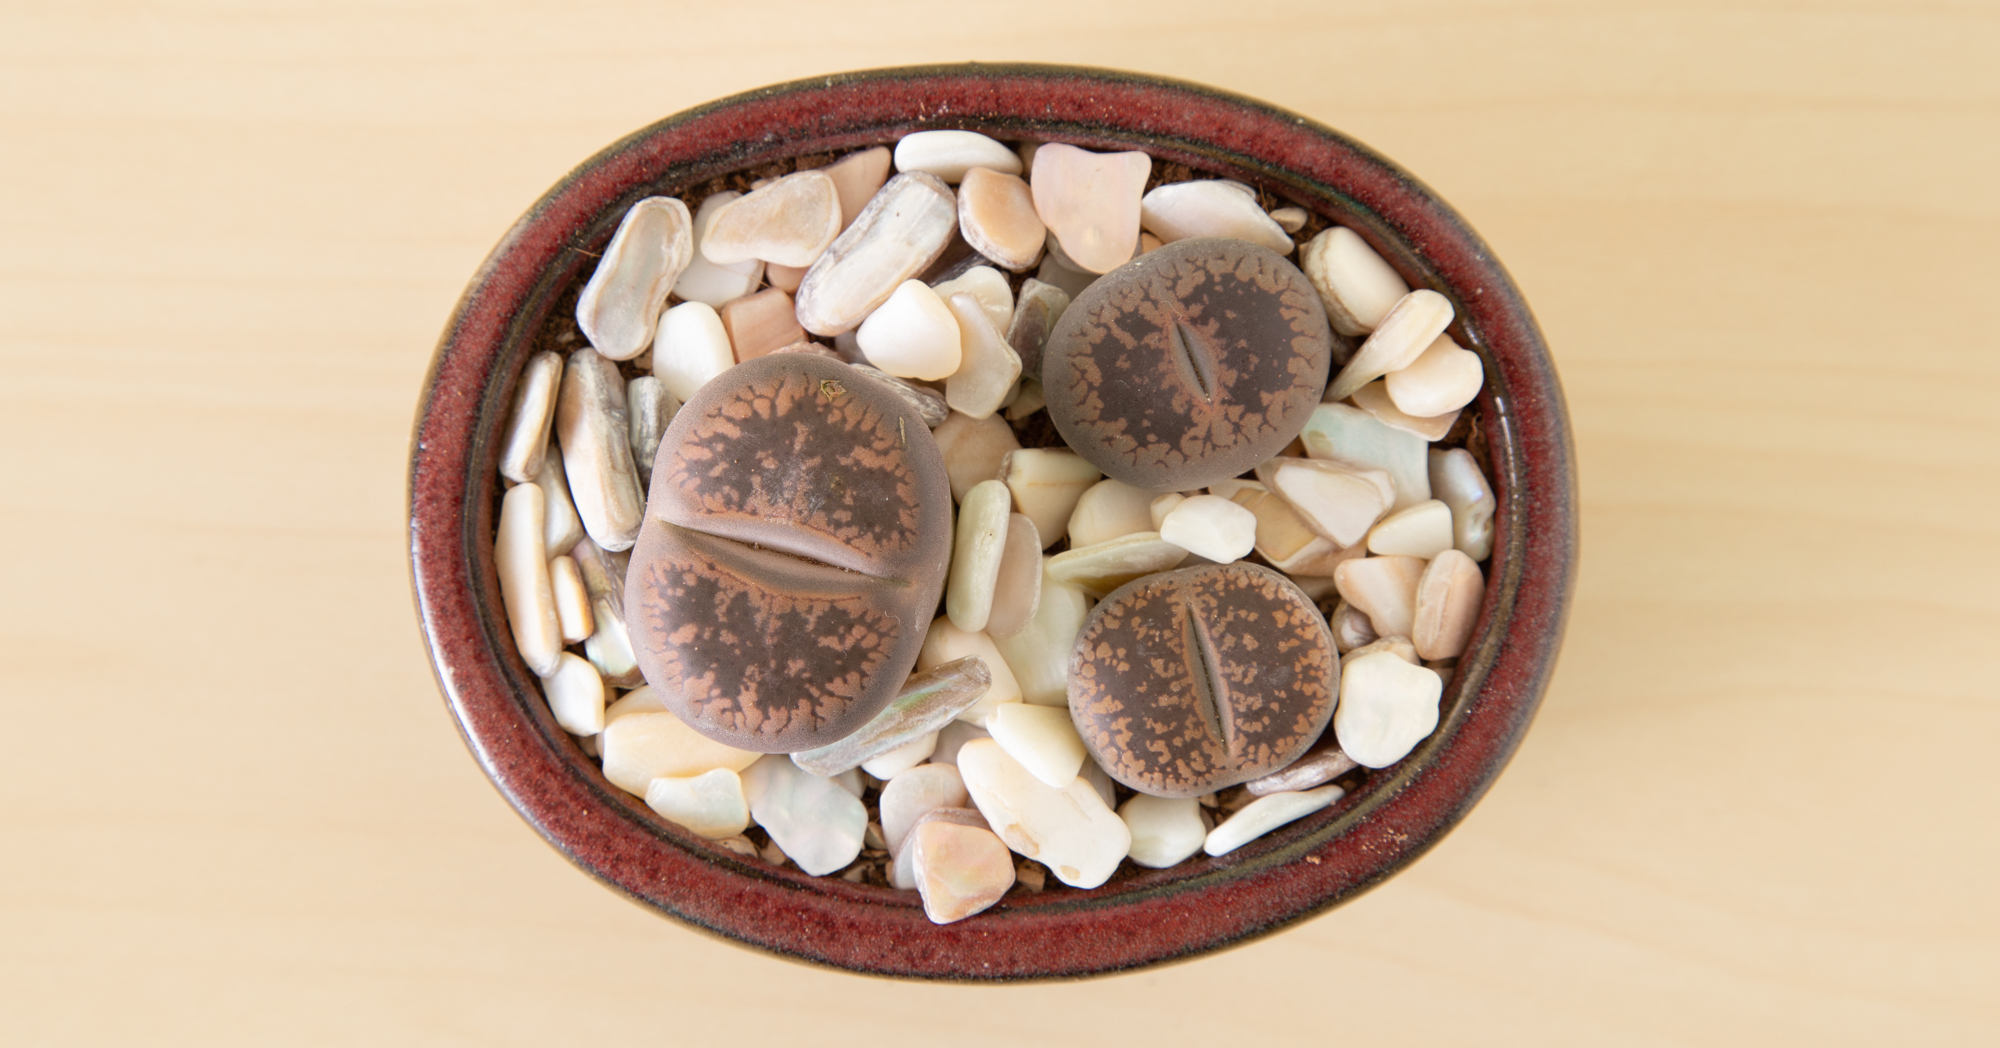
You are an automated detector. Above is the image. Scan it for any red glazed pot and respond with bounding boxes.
[409,63,1577,980]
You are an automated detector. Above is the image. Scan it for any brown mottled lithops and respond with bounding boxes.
[1069,562,1338,798]
[626,354,952,752]
[1042,237,1332,492]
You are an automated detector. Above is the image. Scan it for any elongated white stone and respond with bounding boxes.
[933,410,1021,502]
[1299,402,1431,511]
[913,820,1016,924]
[1367,499,1455,558]
[740,755,868,876]
[548,554,593,643]
[849,364,949,427]
[943,292,1021,419]
[791,655,993,776]
[1255,457,1392,548]
[1429,447,1496,562]
[946,480,1011,633]
[1159,494,1258,563]
[957,739,1131,889]
[531,443,584,557]
[600,708,762,796]
[672,191,764,308]
[823,146,892,232]
[498,351,562,483]
[987,702,1087,789]
[701,170,841,267]
[1333,555,1426,641]
[1386,333,1484,417]
[986,513,1043,639]
[576,196,692,360]
[918,618,1024,727]
[859,731,938,780]
[542,651,605,735]
[1118,794,1207,868]
[1203,785,1343,856]
[1067,478,1158,549]
[1030,143,1150,274]
[1414,548,1485,660]
[645,768,751,839]
[496,483,562,677]
[625,375,678,488]
[880,763,971,856]
[856,279,962,381]
[1140,180,1294,253]
[1045,531,1189,597]
[795,172,958,336]
[1245,744,1360,796]
[1334,652,1443,768]
[1300,226,1411,337]
[651,301,736,404]
[555,349,644,552]
[1351,379,1459,441]
[1325,290,1455,403]
[894,130,1022,182]
[958,167,1045,271]
[993,561,1091,708]
[1001,447,1101,547]
[932,265,1014,334]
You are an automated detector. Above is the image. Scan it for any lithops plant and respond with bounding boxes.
[1042,237,1332,492]
[626,354,953,752]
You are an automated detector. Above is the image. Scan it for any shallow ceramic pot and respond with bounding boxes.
[409,62,1577,980]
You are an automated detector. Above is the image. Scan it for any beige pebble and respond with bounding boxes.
[1366,499,1455,558]
[644,768,751,839]
[894,129,1022,182]
[1001,447,1101,547]
[1333,554,1426,640]
[576,196,693,361]
[1139,180,1294,254]
[497,351,562,484]
[1033,230,1100,298]
[603,684,667,723]
[1045,531,1190,597]
[1148,492,1186,530]
[822,146,892,232]
[1029,143,1150,274]
[531,442,584,557]
[794,172,958,336]
[1429,447,1496,562]
[1330,599,1378,652]
[1119,794,1208,868]
[918,617,1025,727]
[701,170,841,267]
[555,349,644,552]
[1222,483,1342,575]
[599,710,761,796]
[1347,635,1419,665]
[1414,548,1485,660]
[957,739,1131,889]
[1300,226,1410,337]
[548,554,594,643]
[958,167,1046,271]
[992,561,1092,708]
[933,411,1021,502]
[496,483,562,677]
[880,763,971,856]
[987,702,1087,789]
[1350,379,1459,441]
[985,513,1044,639]
[719,287,805,362]
[1269,206,1309,234]
[943,292,1022,420]
[1325,289,1455,403]
[651,301,735,404]
[1204,785,1343,856]
[855,279,962,381]
[946,480,1012,633]
[1299,401,1431,511]
[931,265,1014,333]
[1158,494,1258,563]
[1068,478,1158,549]
[891,806,988,890]
[1334,652,1442,768]
[767,262,809,292]
[1386,333,1484,417]
[1255,456,1392,548]
[672,191,764,308]
[913,820,1017,924]
[542,651,605,736]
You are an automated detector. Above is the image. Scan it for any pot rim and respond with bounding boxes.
[408,61,1577,981]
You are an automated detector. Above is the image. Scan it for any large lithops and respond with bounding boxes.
[626,354,953,752]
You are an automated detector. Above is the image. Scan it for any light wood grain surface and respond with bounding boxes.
[4,2,1995,1043]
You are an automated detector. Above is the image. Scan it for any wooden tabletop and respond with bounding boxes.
[4,2,1994,1043]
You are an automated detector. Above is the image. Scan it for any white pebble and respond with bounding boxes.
[880,763,971,855]
[1066,478,1159,549]
[740,756,868,876]
[1158,494,1258,563]
[672,191,764,308]
[1030,143,1151,274]
[1119,794,1207,868]
[576,197,693,360]
[1386,333,1484,417]
[700,170,841,267]
[1139,180,1293,254]
[651,301,736,403]
[497,351,562,484]
[495,483,562,677]
[859,731,938,780]
[1333,653,1443,768]
[542,651,605,735]
[1324,289,1455,403]
[548,554,594,642]
[987,702,1087,789]
[942,292,1021,419]
[957,739,1132,889]
[992,561,1092,707]
[1000,447,1101,547]
[1148,492,1185,530]
[1269,206,1309,234]
[644,768,750,839]
[1332,554,1426,641]
[946,479,1012,633]
[1300,226,1410,337]
[894,130,1023,182]
[1414,548,1485,660]
[856,279,962,381]
[930,264,1014,334]
[1429,447,1496,562]
[599,710,761,796]
[1255,457,1391,548]
[1366,499,1455,559]
[1203,785,1343,856]
[1298,402,1431,510]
